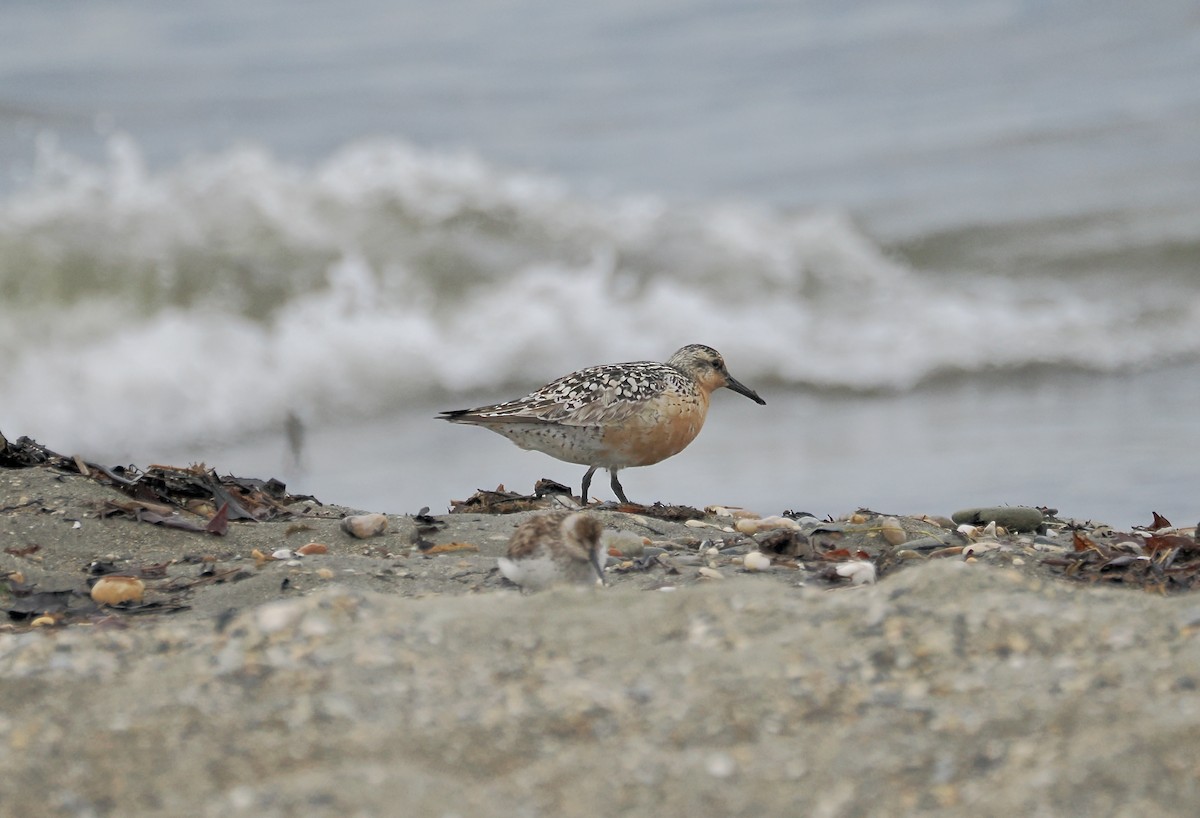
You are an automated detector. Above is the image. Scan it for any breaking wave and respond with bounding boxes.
[3,134,1199,452]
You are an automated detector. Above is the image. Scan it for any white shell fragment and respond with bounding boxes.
[698,567,725,580]
[706,505,760,520]
[835,560,877,585]
[341,513,389,539]
[742,551,772,572]
[963,541,998,557]
[735,515,800,535]
[686,519,730,531]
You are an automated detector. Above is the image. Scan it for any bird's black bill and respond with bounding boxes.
[725,375,766,405]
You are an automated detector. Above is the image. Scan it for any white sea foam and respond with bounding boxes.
[3,135,1199,453]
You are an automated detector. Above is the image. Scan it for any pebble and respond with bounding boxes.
[698,567,724,580]
[341,513,389,539]
[951,506,1044,533]
[742,551,772,572]
[904,536,960,551]
[297,542,329,556]
[880,517,907,546]
[91,576,145,606]
[602,530,646,558]
[706,751,737,778]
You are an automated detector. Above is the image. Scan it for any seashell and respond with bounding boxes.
[272,548,295,560]
[880,517,907,546]
[963,541,997,557]
[698,567,725,580]
[91,576,145,606]
[735,515,800,535]
[706,505,760,520]
[835,560,876,585]
[956,524,979,538]
[341,513,389,539]
[31,614,59,628]
[848,513,868,524]
[296,542,328,556]
[742,551,772,572]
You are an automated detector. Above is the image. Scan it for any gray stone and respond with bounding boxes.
[952,505,1045,532]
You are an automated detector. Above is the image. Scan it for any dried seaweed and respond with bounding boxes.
[449,487,549,514]
[1,434,313,529]
[1042,516,1200,593]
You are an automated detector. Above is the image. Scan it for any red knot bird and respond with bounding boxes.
[439,344,766,504]
[498,511,607,591]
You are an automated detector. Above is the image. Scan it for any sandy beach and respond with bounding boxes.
[3,442,1200,818]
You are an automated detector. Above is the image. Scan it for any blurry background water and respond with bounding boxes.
[2,0,1198,524]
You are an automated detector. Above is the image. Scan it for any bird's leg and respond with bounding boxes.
[609,469,631,504]
[580,465,598,504]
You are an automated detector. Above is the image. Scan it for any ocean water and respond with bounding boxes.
[2,1,1198,526]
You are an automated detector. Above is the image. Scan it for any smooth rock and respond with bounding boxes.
[743,551,772,572]
[951,506,1044,533]
[90,576,145,606]
[880,517,907,546]
[904,535,962,551]
[601,530,646,558]
[341,513,389,539]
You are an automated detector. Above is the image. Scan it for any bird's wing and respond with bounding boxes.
[442,363,659,428]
